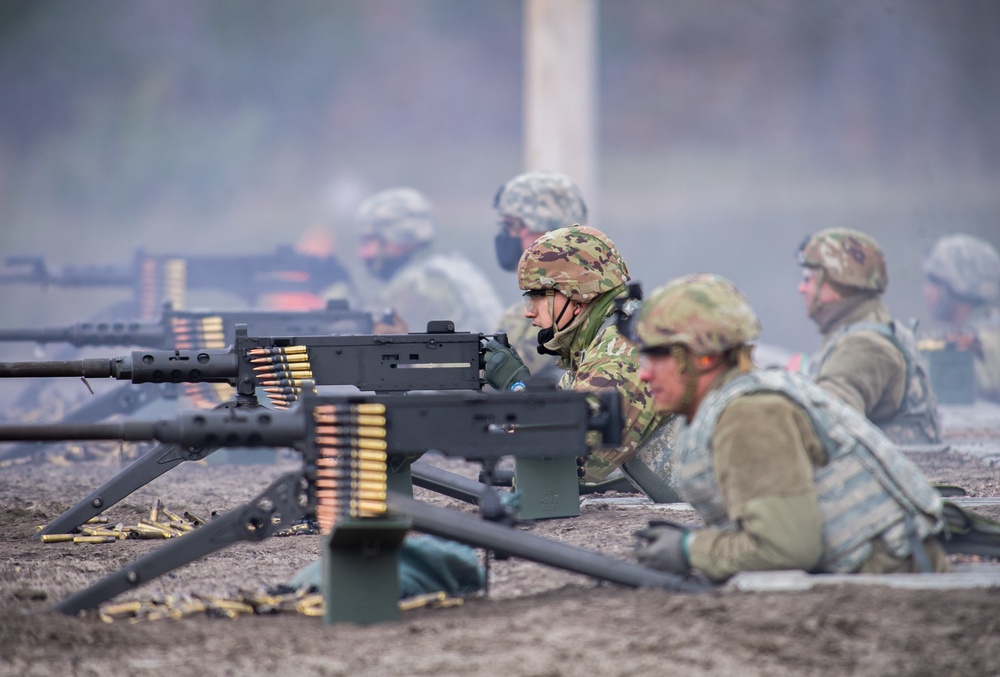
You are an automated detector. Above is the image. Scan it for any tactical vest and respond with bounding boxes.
[808,320,941,444]
[673,369,944,573]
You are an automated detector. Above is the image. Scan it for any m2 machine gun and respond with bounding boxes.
[0,301,374,445]
[0,387,707,622]
[0,322,496,532]
[0,246,355,318]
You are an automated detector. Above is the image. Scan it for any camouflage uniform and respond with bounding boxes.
[518,226,677,497]
[356,188,504,333]
[922,234,1000,402]
[493,172,588,378]
[798,228,941,443]
[632,274,948,583]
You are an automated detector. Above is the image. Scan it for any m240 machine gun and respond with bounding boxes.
[0,324,515,534]
[0,387,707,622]
[0,246,355,317]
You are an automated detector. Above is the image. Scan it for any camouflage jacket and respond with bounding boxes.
[807,297,940,444]
[376,250,504,334]
[556,290,666,482]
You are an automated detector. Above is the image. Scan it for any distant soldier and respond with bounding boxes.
[355,188,504,333]
[922,233,1000,402]
[492,171,588,378]
[796,228,940,444]
[482,225,678,501]
[630,273,948,582]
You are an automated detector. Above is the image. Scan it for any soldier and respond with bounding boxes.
[922,233,1000,402]
[355,188,504,333]
[492,171,588,378]
[482,225,679,501]
[796,228,941,443]
[630,273,948,582]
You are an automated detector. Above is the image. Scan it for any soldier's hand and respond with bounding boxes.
[634,520,691,575]
[483,338,530,391]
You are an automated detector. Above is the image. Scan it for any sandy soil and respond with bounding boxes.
[2,439,1000,677]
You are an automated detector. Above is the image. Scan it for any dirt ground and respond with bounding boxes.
[2,432,1000,677]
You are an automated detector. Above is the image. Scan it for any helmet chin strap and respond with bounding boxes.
[671,345,699,415]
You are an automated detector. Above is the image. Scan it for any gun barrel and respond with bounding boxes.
[0,328,74,343]
[0,359,114,378]
[0,420,156,442]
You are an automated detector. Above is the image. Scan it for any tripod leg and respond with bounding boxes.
[36,442,217,537]
[56,471,307,615]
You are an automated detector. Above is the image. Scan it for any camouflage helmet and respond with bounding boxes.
[494,172,587,234]
[355,188,435,246]
[797,228,888,293]
[922,234,1000,304]
[517,225,629,302]
[633,273,761,356]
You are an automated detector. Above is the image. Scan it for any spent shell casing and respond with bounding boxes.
[161,507,184,523]
[134,530,171,539]
[85,516,110,524]
[183,511,209,526]
[149,499,162,523]
[101,600,144,617]
[139,519,180,536]
[40,534,75,543]
[73,536,118,544]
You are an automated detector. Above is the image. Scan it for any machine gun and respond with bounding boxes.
[0,247,355,316]
[0,300,375,461]
[0,323,498,534]
[0,299,372,349]
[0,387,707,618]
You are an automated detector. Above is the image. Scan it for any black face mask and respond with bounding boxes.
[494,231,524,272]
[535,326,560,355]
[535,297,572,355]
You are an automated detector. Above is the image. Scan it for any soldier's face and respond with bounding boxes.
[524,290,576,329]
[798,267,841,311]
[639,350,685,413]
[922,280,955,322]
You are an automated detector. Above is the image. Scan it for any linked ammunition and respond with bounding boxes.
[247,345,309,357]
[314,403,387,416]
[314,413,387,427]
[313,457,387,471]
[314,425,387,439]
[250,354,311,365]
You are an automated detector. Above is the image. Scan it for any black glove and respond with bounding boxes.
[483,338,531,392]
[634,520,691,575]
